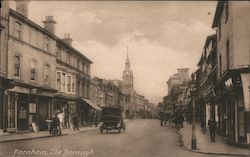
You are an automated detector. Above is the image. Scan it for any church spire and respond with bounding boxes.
[126,46,130,69]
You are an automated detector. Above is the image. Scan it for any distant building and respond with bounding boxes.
[166,68,190,115]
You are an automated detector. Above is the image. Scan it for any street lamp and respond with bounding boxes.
[190,74,197,150]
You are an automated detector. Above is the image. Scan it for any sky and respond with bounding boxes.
[10,1,217,104]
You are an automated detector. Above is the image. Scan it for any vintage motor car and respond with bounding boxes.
[100,106,125,133]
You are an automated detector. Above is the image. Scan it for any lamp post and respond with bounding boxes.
[190,74,197,150]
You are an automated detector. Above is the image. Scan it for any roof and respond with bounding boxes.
[212,1,225,28]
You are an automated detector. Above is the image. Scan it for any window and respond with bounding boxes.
[66,51,70,64]
[44,65,50,84]
[77,59,80,69]
[72,76,76,93]
[44,37,49,51]
[219,54,222,76]
[87,65,90,75]
[56,72,61,91]
[30,60,36,81]
[62,73,66,92]
[226,40,230,69]
[15,22,21,39]
[29,103,36,113]
[67,75,71,93]
[56,46,61,60]
[218,21,221,40]
[82,62,85,72]
[225,1,229,23]
[14,55,20,77]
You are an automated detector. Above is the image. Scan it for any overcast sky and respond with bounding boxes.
[10,1,217,104]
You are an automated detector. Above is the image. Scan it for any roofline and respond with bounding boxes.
[9,9,57,39]
[56,39,93,64]
[212,1,225,28]
[9,9,93,64]
[197,34,216,66]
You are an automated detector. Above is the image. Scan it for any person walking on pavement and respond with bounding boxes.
[208,117,217,142]
[72,113,79,131]
[159,111,164,126]
[200,116,206,133]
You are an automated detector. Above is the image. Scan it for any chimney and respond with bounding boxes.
[62,34,73,46]
[16,0,29,18]
[42,16,57,34]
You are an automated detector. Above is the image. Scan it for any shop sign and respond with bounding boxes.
[8,86,30,94]
[30,88,37,94]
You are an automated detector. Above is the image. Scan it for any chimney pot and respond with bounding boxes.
[62,33,73,46]
[16,0,29,18]
[42,16,57,34]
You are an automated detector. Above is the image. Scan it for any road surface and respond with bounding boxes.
[0,119,229,157]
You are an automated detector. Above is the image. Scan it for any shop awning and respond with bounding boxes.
[81,98,102,111]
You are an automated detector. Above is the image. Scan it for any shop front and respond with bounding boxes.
[4,83,56,132]
[54,95,79,129]
[215,69,249,144]
[80,98,101,127]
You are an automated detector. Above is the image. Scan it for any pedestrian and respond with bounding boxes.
[57,110,64,129]
[159,111,164,126]
[72,113,79,131]
[200,117,206,133]
[180,114,184,128]
[208,117,217,142]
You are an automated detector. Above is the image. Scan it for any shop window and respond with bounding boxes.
[14,55,21,77]
[29,103,36,113]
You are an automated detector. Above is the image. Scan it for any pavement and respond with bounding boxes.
[0,125,99,143]
[0,119,131,143]
[178,123,250,156]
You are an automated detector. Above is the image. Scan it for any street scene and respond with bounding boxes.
[0,0,250,157]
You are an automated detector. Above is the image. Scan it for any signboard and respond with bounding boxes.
[241,74,250,111]
[32,122,38,132]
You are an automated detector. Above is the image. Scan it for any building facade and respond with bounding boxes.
[0,0,93,132]
[4,2,58,131]
[0,0,9,131]
[196,34,218,126]
[212,1,250,144]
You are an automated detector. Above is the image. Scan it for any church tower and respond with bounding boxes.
[122,47,134,95]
